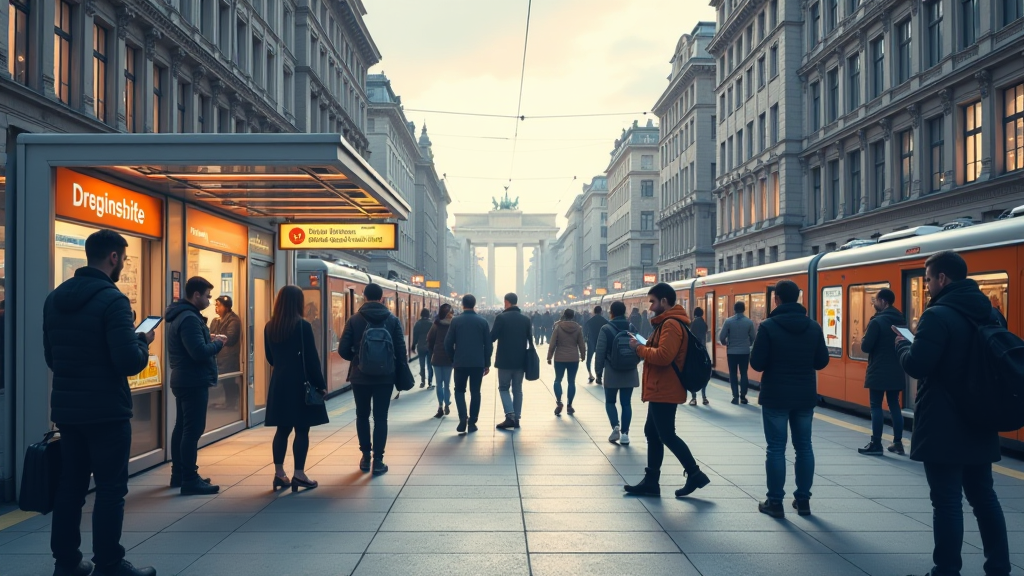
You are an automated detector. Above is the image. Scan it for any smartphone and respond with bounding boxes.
[135,315,163,334]
[630,332,648,346]
[891,325,914,343]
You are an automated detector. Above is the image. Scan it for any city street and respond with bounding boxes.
[2,359,1023,576]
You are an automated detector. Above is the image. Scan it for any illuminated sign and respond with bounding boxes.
[613,281,623,290]
[279,222,398,250]
[906,247,921,255]
[411,275,425,285]
[596,288,608,295]
[583,289,591,296]
[55,168,164,237]
[187,208,249,255]
[696,267,708,277]
[426,280,441,289]
[643,273,657,284]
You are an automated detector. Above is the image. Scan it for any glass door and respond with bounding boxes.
[705,292,716,366]
[903,271,927,410]
[249,262,272,425]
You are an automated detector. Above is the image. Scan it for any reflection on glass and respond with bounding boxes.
[253,277,270,409]
[303,288,323,359]
[971,272,1009,319]
[906,275,927,408]
[705,293,715,346]
[848,282,891,361]
[716,295,728,339]
[749,293,767,330]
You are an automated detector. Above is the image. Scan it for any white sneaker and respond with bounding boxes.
[608,426,621,443]
[619,432,630,445]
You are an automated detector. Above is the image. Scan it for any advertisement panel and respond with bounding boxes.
[821,286,843,357]
[279,222,398,250]
[55,168,163,237]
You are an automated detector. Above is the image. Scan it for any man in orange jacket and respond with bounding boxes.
[625,282,711,498]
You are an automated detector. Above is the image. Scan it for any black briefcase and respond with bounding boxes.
[19,431,62,515]
[525,342,541,382]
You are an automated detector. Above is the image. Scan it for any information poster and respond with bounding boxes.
[822,286,843,357]
[128,355,162,390]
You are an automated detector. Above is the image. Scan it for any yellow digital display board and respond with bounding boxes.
[278,223,398,250]
[426,280,441,289]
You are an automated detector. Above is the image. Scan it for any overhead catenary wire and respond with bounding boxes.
[403,108,649,120]
[507,0,534,186]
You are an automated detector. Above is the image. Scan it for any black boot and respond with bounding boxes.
[180,477,219,495]
[759,499,785,518]
[169,470,210,488]
[675,469,711,497]
[359,452,371,472]
[53,560,93,576]
[792,499,811,516]
[496,414,517,430]
[372,459,389,475]
[858,441,883,455]
[624,468,661,496]
[92,560,156,576]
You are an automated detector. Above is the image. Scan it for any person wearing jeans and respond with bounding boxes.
[547,309,585,415]
[552,361,579,409]
[427,303,455,418]
[719,301,755,404]
[749,279,829,517]
[411,308,434,388]
[444,294,493,434]
[595,301,639,444]
[491,293,533,429]
[353,383,395,462]
[857,288,907,455]
[583,306,609,383]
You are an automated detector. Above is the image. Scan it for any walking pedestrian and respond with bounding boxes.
[427,303,455,418]
[338,283,406,475]
[541,310,554,344]
[411,308,434,389]
[689,307,709,405]
[895,250,1011,576]
[491,293,533,430]
[548,309,585,416]
[584,306,609,383]
[857,288,906,456]
[444,294,493,434]
[44,229,157,576]
[166,276,226,496]
[264,286,329,492]
[595,301,639,445]
[209,295,242,411]
[625,283,711,498]
[750,279,829,518]
[628,307,643,332]
[719,301,756,405]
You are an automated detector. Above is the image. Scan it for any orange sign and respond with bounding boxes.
[426,280,441,289]
[696,267,708,277]
[187,207,248,255]
[55,168,163,238]
[643,273,657,284]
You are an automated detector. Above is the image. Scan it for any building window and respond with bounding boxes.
[8,1,29,85]
[770,44,779,77]
[899,129,914,200]
[737,129,744,163]
[736,80,743,108]
[929,116,945,191]
[849,150,862,212]
[965,101,982,182]
[746,121,754,158]
[927,0,943,67]
[841,56,859,114]
[93,25,108,121]
[641,211,655,230]
[826,0,838,32]
[871,36,885,99]
[601,226,607,238]
[827,67,839,123]
[829,159,840,219]
[153,65,164,133]
[1006,83,1024,173]
[771,0,779,27]
[759,113,767,151]
[1006,0,1024,25]
[177,83,188,133]
[720,94,726,117]
[809,2,821,47]
[872,140,886,207]
[124,48,136,132]
[896,18,912,84]
[758,11,766,40]
[641,180,654,196]
[812,166,822,220]
[641,155,654,170]
[198,95,208,133]
[727,136,734,169]
[641,244,654,266]
[811,82,821,131]
[728,87,734,115]
[54,0,72,104]
[771,171,780,217]
[600,244,607,260]
[770,104,779,143]
[961,0,978,48]
[711,118,716,138]
[746,67,753,98]
[758,56,766,88]
[848,0,861,13]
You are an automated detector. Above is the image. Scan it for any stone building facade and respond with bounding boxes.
[606,120,660,292]
[579,176,608,295]
[414,126,449,288]
[653,22,719,282]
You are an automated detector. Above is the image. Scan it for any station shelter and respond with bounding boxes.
[0,134,409,499]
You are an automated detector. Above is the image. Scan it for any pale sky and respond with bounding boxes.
[363,0,716,302]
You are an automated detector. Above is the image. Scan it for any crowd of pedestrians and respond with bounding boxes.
[40,227,1014,576]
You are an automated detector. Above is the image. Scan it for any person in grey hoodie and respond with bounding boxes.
[719,300,756,404]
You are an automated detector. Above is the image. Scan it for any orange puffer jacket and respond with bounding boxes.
[635,305,690,404]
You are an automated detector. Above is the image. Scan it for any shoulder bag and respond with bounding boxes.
[299,322,325,406]
[19,430,62,515]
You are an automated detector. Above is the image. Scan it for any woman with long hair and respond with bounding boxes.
[426,303,455,418]
[265,285,329,491]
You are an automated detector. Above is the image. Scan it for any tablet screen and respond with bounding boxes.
[136,316,163,334]
[893,326,915,343]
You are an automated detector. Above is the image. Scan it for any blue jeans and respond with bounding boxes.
[418,353,434,384]
[923,462,1011,576]
[604,387,633,433]
[498,369,524,419]
[762,407,814,502]
[433,365,452,405]
[869,389,903,443]
[553,361,579,404]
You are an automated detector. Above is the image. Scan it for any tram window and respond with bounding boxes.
[848,282,891,361]
[821,286,843,357]
[705,293,715,346]
[353,291,365,312]
[330,291,346,350]
[302,289,323,357]
[970,272,1009,320]
[749,293,767,330]
[716,295,729,338]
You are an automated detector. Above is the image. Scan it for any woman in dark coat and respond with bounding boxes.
[265,285,329,491]
[426,303,455,418]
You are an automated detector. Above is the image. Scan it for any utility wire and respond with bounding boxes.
[403,108,649,120]
[507,0,534,186]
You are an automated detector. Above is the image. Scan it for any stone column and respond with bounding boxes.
[516,243,524,299]
[908,103,923,198]
[488,243,496,307]
[940,89,956,191]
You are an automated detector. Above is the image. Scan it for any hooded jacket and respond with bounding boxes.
[338,301,407,385]
[594,316,640,389]
[43,266,151,425]
[166,299,224,389]
[548,319,586,363]
[411,317,433,354]
[584,314,610,347]
[444,310,493,369]
[426,317,453,367]
[635,305,690,404]
[490,306,534,370]
[719,313,756,355]
[896,279,1002,464]
[860,305,906,391]
[749,302,829,410]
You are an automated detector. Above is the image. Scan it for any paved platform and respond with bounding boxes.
[2,359,1024,576]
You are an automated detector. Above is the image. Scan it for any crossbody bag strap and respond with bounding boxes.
[298,321,310,384]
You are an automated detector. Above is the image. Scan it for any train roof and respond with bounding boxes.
[816,216,1024,272]
[692,255,817,288]
[295,258,446,300]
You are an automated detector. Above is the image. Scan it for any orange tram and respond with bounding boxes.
[568,215,1024,449]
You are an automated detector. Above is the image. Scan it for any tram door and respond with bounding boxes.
[903,270,927,410]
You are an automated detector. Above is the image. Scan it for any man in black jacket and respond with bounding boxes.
[411,308,434,389]
[44,229,156,576]
[857,288,906,456]
[895,251,1010,576]
[491,293,532,430]
[210,295,242,410]
[445,294,493,434]
[583,306,609,384]
[166,277,226,496]
[749,279,829,518]
[339,283,406,475]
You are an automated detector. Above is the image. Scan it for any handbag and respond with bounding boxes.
[525,338,540,381]
[19,430,62,515]
[299,323,325,406]
[395,359,415,391]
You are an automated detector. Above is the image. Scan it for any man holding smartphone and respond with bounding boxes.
[166,277,226,495]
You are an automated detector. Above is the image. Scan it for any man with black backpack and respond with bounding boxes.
[895,251,1011,576]
[595,301,639,445]
[339,283,406,475]
[624,283,711,498]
